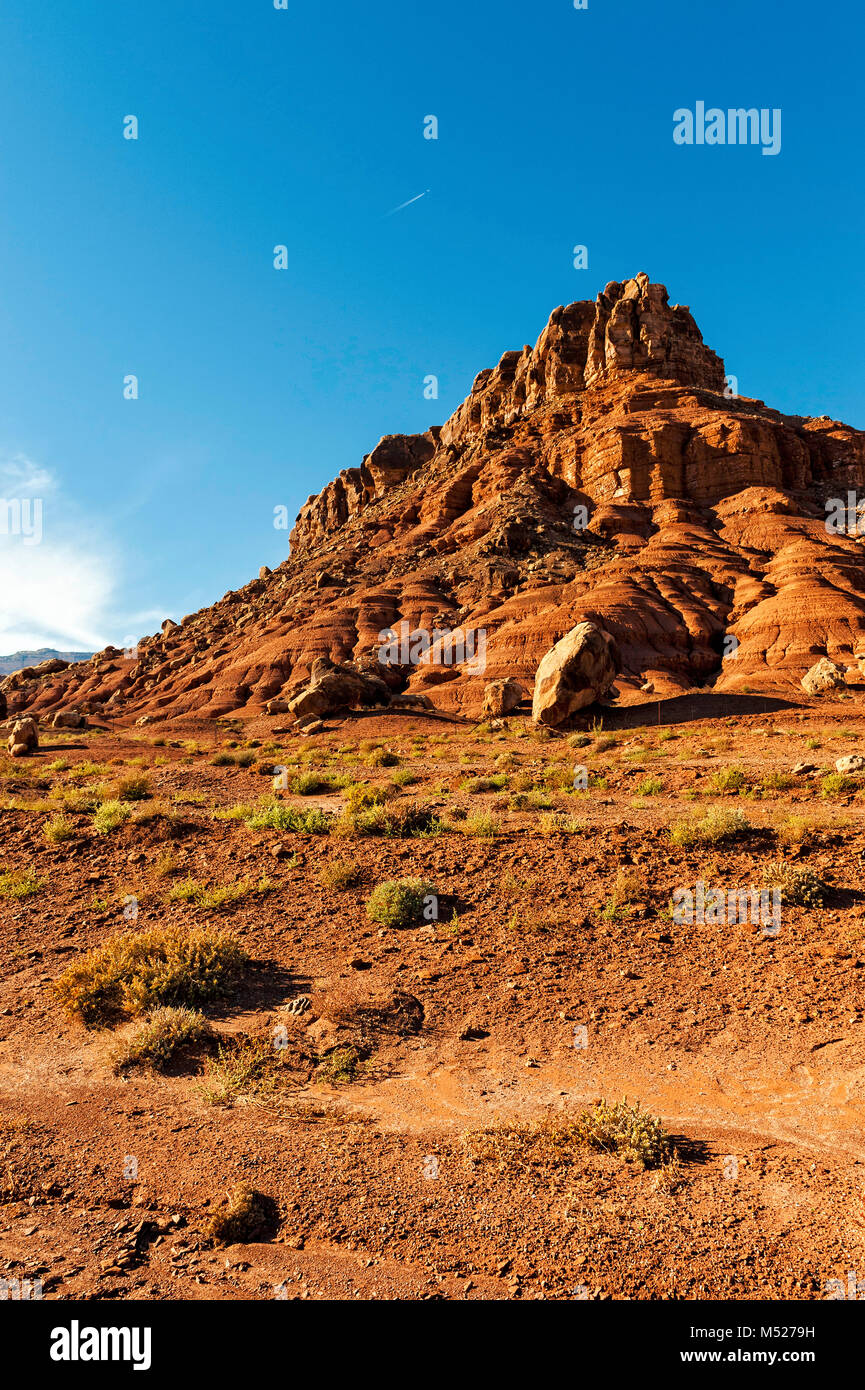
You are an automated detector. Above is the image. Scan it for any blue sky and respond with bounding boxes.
[1,0,863,651]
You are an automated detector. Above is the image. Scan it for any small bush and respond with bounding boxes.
[291,772,332,795]
[366,878,436,928]
[364,749,399,768]
[112,1006,213,1072]
[154,850,180,878]
[113,774,150,802]
[316,1045,361,1084]
[342,783,387,813]
[762,860,827,907]
[318,859,360,890]
[244,800,331,834]
[55,924,248,1026]
[636,777,663,797]
[202,1037,290,1106]
[464,1098,672,1173]
[168,877,273,910]
[43,814,77,843]
[461,812,500,838]
[821,773,854,798]
[569,1098,672,1168]
[707,765,747,795]
[93,800,132,835]
[0,867,46,899]
[205,1183,275,1243]
[670,806,751,847]
[538,811,586,835]
[390,768,418,787]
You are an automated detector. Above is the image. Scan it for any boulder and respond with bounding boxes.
[51,709,86,729]
[801,658,847,695]
[532,622,619,726]
[390,692,435,710]
[288,663,392,722]
[264,697,289,716]
[0,689,5,720]
[7,716,38,757]
[481,678,524,718]
[835,754,865,774]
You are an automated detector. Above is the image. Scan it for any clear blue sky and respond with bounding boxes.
[1,0,863,651]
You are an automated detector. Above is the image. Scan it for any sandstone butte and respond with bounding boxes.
[8,271,865,724]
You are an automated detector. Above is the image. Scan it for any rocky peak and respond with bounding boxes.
[584,273,725,391]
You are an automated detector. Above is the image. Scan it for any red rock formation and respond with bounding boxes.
[10,273,865,722]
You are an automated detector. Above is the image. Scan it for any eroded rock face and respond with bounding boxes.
[8,716,38,757]
[801,658,848,695]
[482,678,524,718]
[15,272,865,723]
[532,622,620,725]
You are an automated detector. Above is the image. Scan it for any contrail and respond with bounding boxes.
[384,189,430,217]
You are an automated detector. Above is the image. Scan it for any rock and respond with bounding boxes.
[264,697,289,715]
[792,762,819,775]
[481,678,524,718]
[288,663,392,722]
[801,658,848,695]
[532,622,620,726]
[12,271,865,724]
[390,692,435,710]
[51,710,86,729]
[835,755,865,774]
[0,689,6,720]
[7,716,38,757]
[259,566,272,580]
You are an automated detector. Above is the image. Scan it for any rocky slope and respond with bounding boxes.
[9,272,865,722]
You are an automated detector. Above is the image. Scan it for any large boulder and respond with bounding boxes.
[482,678,524,718]
[0,688,5,720]
[801,658,847,695]
[288,663,392,722]
[532,622,619,726]
[7,716,39,758]
[51,709,86,729]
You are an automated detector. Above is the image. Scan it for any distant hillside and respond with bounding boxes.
[0,648,94,677]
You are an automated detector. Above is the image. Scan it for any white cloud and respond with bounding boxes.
[0,453,171,654]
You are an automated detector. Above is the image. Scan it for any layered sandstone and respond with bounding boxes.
[10,273,865,722]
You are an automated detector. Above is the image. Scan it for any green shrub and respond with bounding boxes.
[820,773,854,798]
[569,1098,672,1168]
[112,1006,213,1072]
[0,866,46,898]
[762,860,827,907]
[461,811,500,838]
[55,924,248,1026]
[707,765,747,795]
[112,774,150,802]
[318,858,360,890]
[670,806,751,847]
[366,878,436,928]
[93,800,132,835]
[43,814,77,843]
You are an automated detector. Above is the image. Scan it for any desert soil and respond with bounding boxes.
[1,700,864,1301]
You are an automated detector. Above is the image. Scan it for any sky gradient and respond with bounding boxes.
[1,0,863,651]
